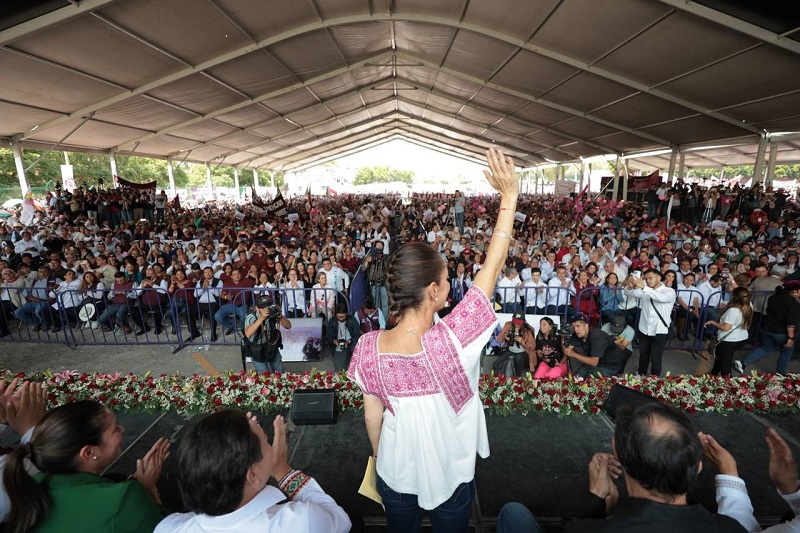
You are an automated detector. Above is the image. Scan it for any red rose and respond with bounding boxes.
[515,397,523,404]
[342,398,350,406]
[235,397,242,404]
[214,398,222,406]
[687,406,697,413]
[591,405,599,414]
[484,398,494,406]
[269,395,277,402]
[498,399,504,406]
[573,405,581,412]
[705,399,715,407]
[207,385,216,394]
[110,398,119,405]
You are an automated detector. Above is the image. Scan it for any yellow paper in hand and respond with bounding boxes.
[358,456,383,509]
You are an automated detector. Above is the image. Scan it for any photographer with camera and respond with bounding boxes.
[493,310,536,377]
[242,294,292,373]
[564,314,625,379]
[326,303,360,372]
[363,241,389,320]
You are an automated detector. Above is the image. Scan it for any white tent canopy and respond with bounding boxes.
[2,0,800,175]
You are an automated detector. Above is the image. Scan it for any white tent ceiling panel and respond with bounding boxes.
[3,0,800,173]
[462,0,562,42]
[8,15,183,90]
[328,23,390,58]
[26,119,148,148]
[146,74,246,115]
[322,94,375,116]
[393,0,464,19]
[204,51,298,99]
[596,11,759,87]
[591,132,659,153]
[211,131,269,150]
[551,118,619,140]
[525,130,586,150]
[660,47,800,110]
[213,0,318,41]
[213,105,278,129]
[729,94,800,126]
[457,105,505,128]
[469,87,530,116]
[642,115,757,145]
[442,30,518,81]
[531,0,673,64]
[543,72,638,114]
[592,93,696,129]
[94,96,197,132]
[169,120,241,143]
[188,145,234,163]
[304,75,357,102]
[397,69,439,92]
[430,71,483,100]
[134,135,199,156]
[0,48,121,113]
[100,0,253,65]
[258,90,319,116]
[314,0,366,21]
[393,22,457,65]
[511,102,580,129]
[249,120,301,139]
[0,102,63,138]
[268,31,346,81]
[491,49,580,97]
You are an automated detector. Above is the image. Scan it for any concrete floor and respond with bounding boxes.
[2,336,798,378]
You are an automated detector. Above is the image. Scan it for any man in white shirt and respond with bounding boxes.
[546,266,576,319]
[696,274,724,338]
[155,411,350,533]
[13,231,44,258]
[539,251,557,282]
[497,267,522,312]
[319,256,349,294]
[624,268,676,376]
[523,268,547,314]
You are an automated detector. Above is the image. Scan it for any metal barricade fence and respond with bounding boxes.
[176,287,344,348]
[0,286,71,347]
[63,288,181,349]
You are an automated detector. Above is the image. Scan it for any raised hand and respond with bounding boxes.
[134,437,171,504]
[6,381,45,436]
[270,414,292,482]
[0,377,21,425]
[698,432,738,477]
[766,428,799,495]
[482,148,519,198]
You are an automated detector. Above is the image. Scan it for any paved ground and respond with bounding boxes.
[3,337,799,378]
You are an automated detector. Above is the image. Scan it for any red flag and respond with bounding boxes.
[575,184,589,202]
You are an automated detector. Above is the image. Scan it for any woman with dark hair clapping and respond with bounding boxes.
[348,148,518,532]
[4,399,169,533]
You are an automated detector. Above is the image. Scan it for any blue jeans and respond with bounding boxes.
[377,476,474,533]
[455,211,465,232]
[214,303,246,332]
[496,503,544,533]
[251,350,283,373]
[742,330,795,374]
[98,303,130,329]
[13,301,51,326]
[372,285,389,321]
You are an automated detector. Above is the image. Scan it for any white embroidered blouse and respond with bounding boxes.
[347,286,498,510]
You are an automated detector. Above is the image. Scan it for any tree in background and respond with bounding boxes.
[354,166,414,185]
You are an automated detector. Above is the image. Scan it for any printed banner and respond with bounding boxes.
[514,211,527,223]
[280,317,324,362]
[60,165,76,192]
[627,171,660,192]
[554,179,576,197]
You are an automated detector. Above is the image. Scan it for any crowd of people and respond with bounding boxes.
[6,154,800,378]
[1,149,800,532]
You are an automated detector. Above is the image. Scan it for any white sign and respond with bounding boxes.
[514,211,527,223]
[288,213,300,222]
[279,317,324,362]
[381,207,391,217]
[710,220,729,231]
[554,179,576,197]
[60,164,76,192]
[582,215,595,226]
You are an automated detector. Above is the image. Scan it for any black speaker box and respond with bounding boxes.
[603,384,661,420]
[290,389,337,425]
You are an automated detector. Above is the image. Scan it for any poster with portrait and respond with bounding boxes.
[280,317,324,362]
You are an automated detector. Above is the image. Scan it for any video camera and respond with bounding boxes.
[558,323,574,339]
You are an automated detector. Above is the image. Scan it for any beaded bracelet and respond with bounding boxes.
[493,228,513,239]
[279,470,311,500]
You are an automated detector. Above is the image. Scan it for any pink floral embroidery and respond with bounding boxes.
[442,286,496,347]
[348,292,496,416]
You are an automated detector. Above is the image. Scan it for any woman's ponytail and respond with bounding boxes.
[3,446,49,533]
